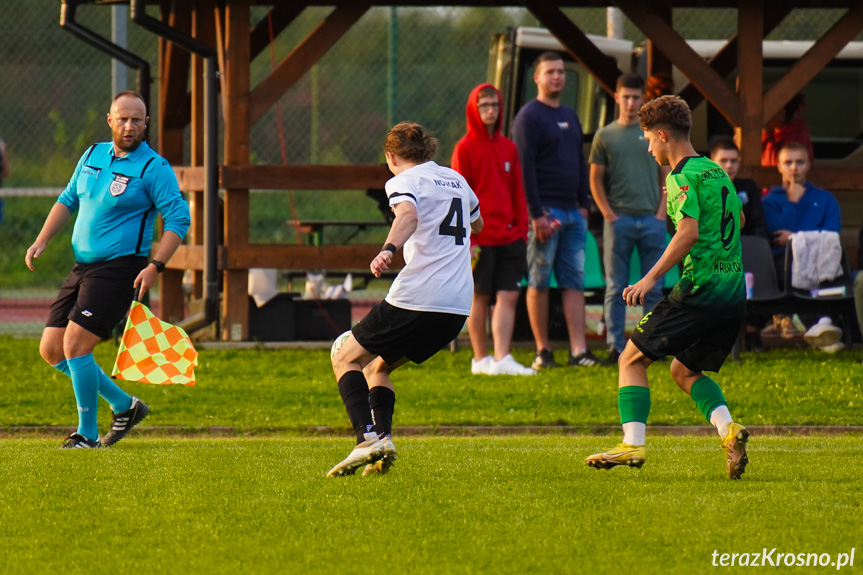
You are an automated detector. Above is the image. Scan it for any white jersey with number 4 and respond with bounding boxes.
[385,161,480,315]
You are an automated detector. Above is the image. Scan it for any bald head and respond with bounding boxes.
[107,92,148,156]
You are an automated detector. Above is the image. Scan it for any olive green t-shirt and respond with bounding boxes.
[666,156,745,315]
[588,122,661,216]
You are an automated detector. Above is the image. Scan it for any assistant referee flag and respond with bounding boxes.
[112,301,198,385]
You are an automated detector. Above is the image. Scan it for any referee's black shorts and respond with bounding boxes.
[46,255,148,340]
[352,300,466,365]
[630,296,743,373]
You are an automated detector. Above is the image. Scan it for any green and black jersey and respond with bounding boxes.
[665,156,745,315]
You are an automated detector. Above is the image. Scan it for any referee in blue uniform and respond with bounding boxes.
[25,91,190,449]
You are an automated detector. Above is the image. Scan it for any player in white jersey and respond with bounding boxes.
[328,123,483,477]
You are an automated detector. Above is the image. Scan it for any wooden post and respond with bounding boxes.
[646,0,672,80]
[188,0,217,300]
[220,0,251,341]
[737,0,763,168]
[157,0,190,323]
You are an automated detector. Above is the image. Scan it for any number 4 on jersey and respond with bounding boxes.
[439,197,467,245]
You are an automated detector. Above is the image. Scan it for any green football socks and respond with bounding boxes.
[619,385,651,424]
[689,376,728,420]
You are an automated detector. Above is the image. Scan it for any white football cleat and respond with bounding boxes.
[362,436,398,476]
[327,433,385,477]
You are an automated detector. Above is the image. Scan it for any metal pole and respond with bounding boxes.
[606,7,624,40]
[387,6,399,127]
[111,5,128,95]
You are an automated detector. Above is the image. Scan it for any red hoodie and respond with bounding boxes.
[451,84,529,247]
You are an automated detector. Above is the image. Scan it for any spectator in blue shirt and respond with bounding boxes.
[511,51,597,370]
[25,91,190,449]
[762,141,842,347]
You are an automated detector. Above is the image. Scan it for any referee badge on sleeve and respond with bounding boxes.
[110,174,130,196]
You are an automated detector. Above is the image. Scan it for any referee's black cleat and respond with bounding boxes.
[102,397,150,447]
[61,433,102,449]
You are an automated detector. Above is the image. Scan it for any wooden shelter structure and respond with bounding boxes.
[75,1,863,341]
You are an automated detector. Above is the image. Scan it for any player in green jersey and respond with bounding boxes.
[585,95,750,479]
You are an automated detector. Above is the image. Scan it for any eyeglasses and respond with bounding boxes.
[477,103,500,109]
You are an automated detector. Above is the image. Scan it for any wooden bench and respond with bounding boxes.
[285,219,391,246]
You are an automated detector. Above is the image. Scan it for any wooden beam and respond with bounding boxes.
[159,4,191,133]
[737,0,763,167]
[168,244,405,272]
[222,165,391,190]
[677,5,792,109]
[174,166,206,191]
[645,0,672,78]
[763,3,863,123]
[520,0,621,96]
[222,0,251,341]
[249,3,305,61]
[248,3,371,125]
[615,0,740,126]
[225,245,405,270]
[158,2,191,164]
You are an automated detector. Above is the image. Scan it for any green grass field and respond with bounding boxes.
[1,338,862,573]
[0,436,860,574]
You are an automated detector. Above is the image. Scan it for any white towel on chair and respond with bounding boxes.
[791,230,843,290]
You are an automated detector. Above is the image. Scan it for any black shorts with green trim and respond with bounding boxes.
[630,296,743,373]
[352,300,466,365]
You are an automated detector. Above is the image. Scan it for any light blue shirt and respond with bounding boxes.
[57,141,190,264]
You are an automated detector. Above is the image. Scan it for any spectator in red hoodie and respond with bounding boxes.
[452,84,534,376]
[762,93,814,167]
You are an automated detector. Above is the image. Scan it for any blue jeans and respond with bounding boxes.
[527,207,586,291]
[603,214,667,352]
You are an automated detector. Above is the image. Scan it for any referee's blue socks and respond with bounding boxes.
[67,354,100,441]
[337,371,376,444]
[53,359,133,413]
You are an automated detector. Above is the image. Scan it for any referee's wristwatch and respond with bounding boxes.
[151,260,166,273]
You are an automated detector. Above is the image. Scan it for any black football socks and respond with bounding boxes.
[337,370,375,443]
[369,386,395,438]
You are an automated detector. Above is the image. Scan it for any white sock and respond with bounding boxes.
[622,422,646,446]
[709,405,733,438]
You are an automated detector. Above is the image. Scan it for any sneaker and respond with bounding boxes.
[102,397,150,447]
[488,354,535,376]
[327,433,385,477]
[569,350,600,367]
[721,422,750,480]
[531,349,558,370]
[471,356,493,375]
[61,432,101,449]
[780,316,802,339]
[761,316,783,339]
[601,349,621,367]
[362,436,398,476]
[820,341,845,354]
[585,442,646,469]
[803,317,842,348]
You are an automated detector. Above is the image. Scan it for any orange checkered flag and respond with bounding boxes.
[112,301,198,385]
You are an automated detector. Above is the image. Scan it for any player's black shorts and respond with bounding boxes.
[352,300,466,365]
[473,239,527,294]
[630,296,743,373]
[46,255,148,340]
